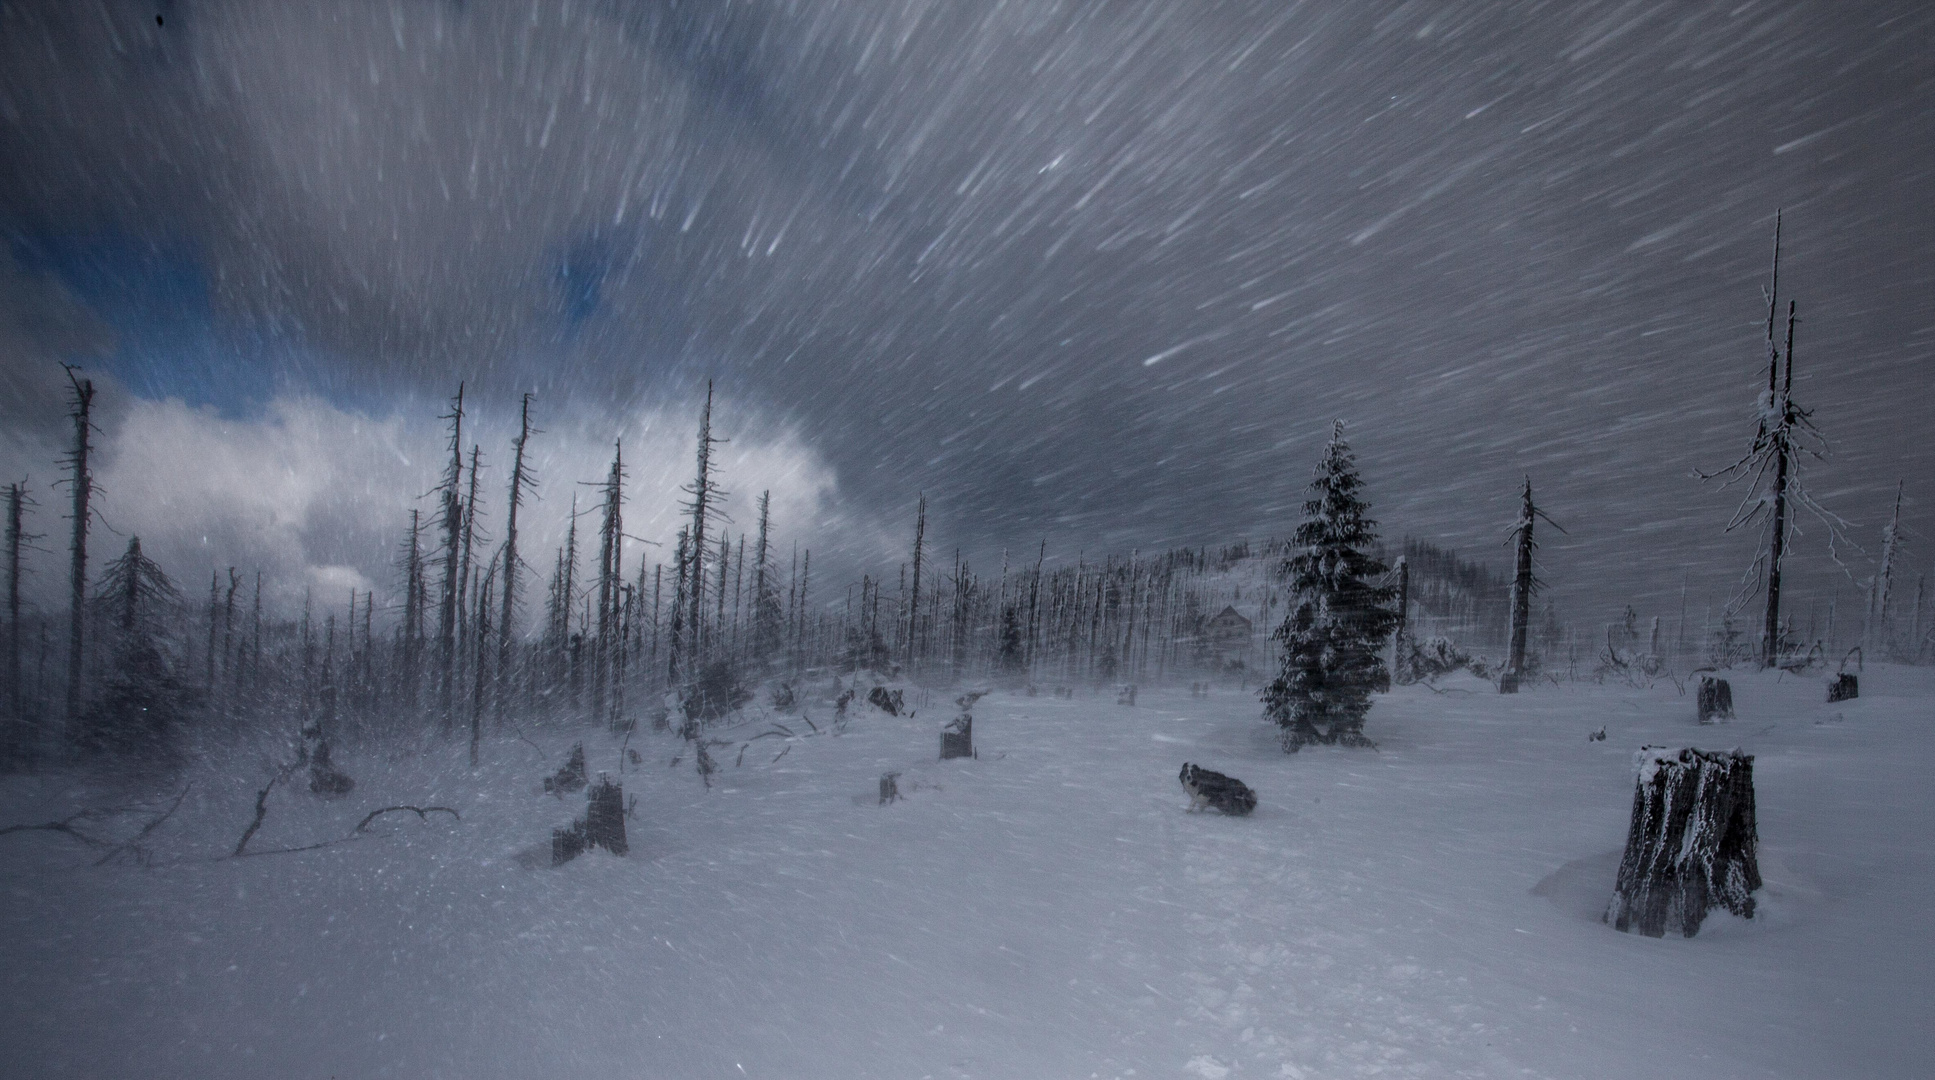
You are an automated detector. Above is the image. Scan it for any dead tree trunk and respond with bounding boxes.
[1827,672,1858,702]
[1606,747,1761,938]
[497,394,535,721]
[907,493,925,671]
[436,384,465,736]
[941,691,981,760]
[63,369,95,724]
[5,483,32,741]
[1696,676,1734,723]
[585,775,626,855]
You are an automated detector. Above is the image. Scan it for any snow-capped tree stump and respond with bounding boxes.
[1696,677,1733,724]
[941,692,983,760]
[1827,673,1858,703]
[1605,747,1761,938]
[940,714,972,760]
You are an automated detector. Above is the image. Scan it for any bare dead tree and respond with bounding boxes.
[61,367,96,723]
[1698,213,1855,669]
[907,493,926,670]
[436,383,466,734]
[591,442,625,722]
[471,554,496,765]
[399,510,425,717]
[455,444,484,700]
[667,527,689,684]
[681,382,728,672]
[1500,478,1564,694]
[6,482,43,741]
[497,394,538,721]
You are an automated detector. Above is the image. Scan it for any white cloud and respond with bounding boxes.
[4,386,894,630]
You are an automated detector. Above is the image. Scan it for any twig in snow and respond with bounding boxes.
[355,805,461,833]
[233,761,301,857]
[0,811,115,850]
[94,783,192,866]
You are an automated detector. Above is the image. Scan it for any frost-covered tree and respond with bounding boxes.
[1698,212,1852,668]
[78,536,192,758]
[1261,422,1399,751]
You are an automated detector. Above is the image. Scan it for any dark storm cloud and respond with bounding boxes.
[2,0,1930,621]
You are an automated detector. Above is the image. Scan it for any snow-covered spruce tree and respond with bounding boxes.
[78,536,193,760]
[1262,422,1399,751]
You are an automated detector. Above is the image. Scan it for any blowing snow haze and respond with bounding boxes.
[1,0,1929,622]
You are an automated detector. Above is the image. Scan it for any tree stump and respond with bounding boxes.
[1116,684,1137,706]
[552,776,628,865]
[940,715,972,760]
[544,742,589,795]
[585,776,627,856]
[1827,673,1858,703]
[1696,677,1734,724]
[868,686,904,715]
[879,772,900,805]
[551,821,587,865]
[1605,747,1761,938]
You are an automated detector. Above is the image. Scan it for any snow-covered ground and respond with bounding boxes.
[2,666,1930,1079]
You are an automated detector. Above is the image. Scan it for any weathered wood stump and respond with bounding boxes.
[551,821,587,865]
[552,775,628,865]
[940,715,972,760]
[1696,677,1734,724]
[941,692,983,760]
[1116,684,1137,706]
[879,772,900,805]
[544,742,589,795]
[585,776,627,855]
[868,686,905,716]
[1606,747,1761,938]
[1827,673,1858,703]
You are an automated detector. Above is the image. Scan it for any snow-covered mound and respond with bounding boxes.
[1,667,1930,1078]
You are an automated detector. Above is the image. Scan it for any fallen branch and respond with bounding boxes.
[233,762,301,857]
[4,789,194,865]
[0,811,114,850]
[355,805,461,833]
[94,783,193,867]
[235,803,463,860]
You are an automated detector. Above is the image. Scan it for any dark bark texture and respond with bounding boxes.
[1696,677,1734,724]
[1606,747,1761,938]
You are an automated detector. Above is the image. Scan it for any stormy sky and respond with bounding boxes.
[1,0,1930,633]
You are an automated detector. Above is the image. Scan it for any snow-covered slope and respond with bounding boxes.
[2,667,1929,1079]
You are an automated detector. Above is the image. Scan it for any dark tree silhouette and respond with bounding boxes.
[79,537,192,760]
[1262,422,1399,751]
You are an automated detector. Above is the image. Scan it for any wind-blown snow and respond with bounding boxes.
[2,667,1930,1078]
